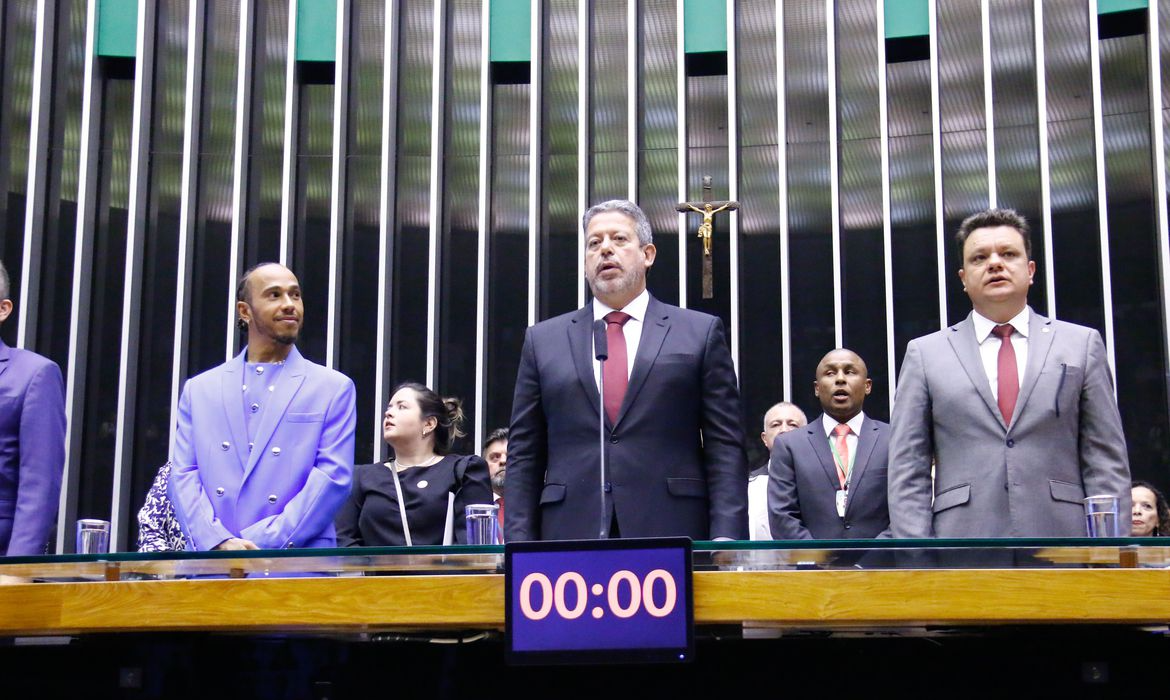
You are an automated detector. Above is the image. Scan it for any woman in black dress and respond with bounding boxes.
[335,383,494,546]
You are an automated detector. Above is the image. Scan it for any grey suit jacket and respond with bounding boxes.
[768,414,891,540]
[888,309,1131,538]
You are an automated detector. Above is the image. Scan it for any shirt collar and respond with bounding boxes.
[593,288,650,324]
[971,306,1031,344]
[822,411,866,438]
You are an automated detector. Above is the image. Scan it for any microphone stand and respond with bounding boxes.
[594,320,609,539]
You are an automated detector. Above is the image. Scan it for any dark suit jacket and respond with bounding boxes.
[0,340,66,556]
[767,414,890,540]
[506,295,748,541]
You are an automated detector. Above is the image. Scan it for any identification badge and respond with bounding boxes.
[835,489,847,518]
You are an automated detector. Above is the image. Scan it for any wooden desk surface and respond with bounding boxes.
[0,568,1167,636]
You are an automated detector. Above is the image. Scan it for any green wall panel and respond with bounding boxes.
[684,0,727,54]
[884,0,929,40]
[297,0,337,63]
[490,0,531,63]
[96,0,137,58]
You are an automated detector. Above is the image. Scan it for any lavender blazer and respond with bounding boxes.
[0,339,66,556]
[169,346,356,550]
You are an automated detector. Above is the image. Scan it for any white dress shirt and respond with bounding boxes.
[747,469,772,540]
[592,289,649,387]
[971,307,1029,400]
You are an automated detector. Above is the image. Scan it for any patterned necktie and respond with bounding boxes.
[603,311,632,423]
[993,323,1019,425]
[833,423,851,487]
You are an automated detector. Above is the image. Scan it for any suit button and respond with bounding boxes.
[271,446,281,456]
[610,436,618,444]
[844,523,851,529]
[255,366,265,375]
[215,487,225,496]
[250,403,260,413]
[220,441,230,451]
[604,482,612,493]
[1006,438,1015,448]
[267,494,278,504]
[248,442,254,452]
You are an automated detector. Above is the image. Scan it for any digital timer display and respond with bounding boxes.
[505,538,693,665]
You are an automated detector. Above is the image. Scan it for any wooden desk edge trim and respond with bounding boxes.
[1,569,1168,635]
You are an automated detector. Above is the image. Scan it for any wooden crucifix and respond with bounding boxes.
[677,176,739,299]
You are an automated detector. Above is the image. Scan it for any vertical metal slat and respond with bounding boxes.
[528,0,541,327]
[426,0,447,387]
[675,0,686,308]
[727,0,739,371]
[827,0,842,347]
[109,0,158,551]
[1035,0,1055,318]
[878,0,896,411]
[376,0,401,461]
[474,0,490,451]
[58,0,101,553]
[1088,0,1118,378]
[169,0,206,455]
[326,0,351,370]
[930,0,946,329]
[776,0,791,400]
[227,0,256,360]
[17,0,55,349]
[280,0,297,265]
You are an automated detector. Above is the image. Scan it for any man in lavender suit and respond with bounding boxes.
[170,263,355,551]
[0,260,66,556]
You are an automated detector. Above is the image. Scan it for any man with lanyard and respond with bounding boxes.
[767,349,891,540]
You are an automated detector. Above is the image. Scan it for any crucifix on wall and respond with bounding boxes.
[677,176,739,299]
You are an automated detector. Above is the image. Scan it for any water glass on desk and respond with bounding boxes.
[76,519,111,554]
[1083,495,1120,537]
[464,504,500,545]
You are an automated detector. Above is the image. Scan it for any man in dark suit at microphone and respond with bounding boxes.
[506,199,748,541]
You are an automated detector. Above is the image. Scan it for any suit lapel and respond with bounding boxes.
[616,296,670,427]
[804,418,841,491]
[1013,309,1054,428]
[844,417,879,514]
[947,314,1007,431]
[220,352,250,469]
[243,346,307,480]
[568,305,602,420]
[0,340,11,382]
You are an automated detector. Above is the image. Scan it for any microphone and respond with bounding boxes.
[593,320,608,360]
[593,319,609,538]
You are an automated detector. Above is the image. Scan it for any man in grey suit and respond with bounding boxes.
[888,208,1131,538]
[769,349,890,540]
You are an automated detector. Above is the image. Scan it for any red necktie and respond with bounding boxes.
[993,323,1019,425]
[603,311,631,423]
[496,497,505,541]
[832,424,851,487]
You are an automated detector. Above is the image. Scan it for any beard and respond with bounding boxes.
[587,268,642,300]
[491,470,506,493]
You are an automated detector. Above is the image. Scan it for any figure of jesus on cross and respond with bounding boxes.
[677,176,739,299]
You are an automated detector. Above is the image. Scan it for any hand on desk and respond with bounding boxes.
[214,538,259,551]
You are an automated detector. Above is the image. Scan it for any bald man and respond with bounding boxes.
[768,349,890,540]
[170,263,356,551]
[748,402,807,540]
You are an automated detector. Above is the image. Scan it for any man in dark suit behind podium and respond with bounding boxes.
[767,349,890,540]
[506,200,748,541]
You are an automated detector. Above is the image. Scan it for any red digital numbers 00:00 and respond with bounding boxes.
[518,569,678,621]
